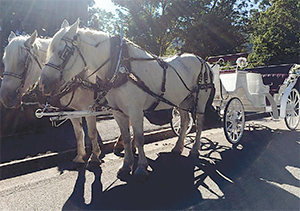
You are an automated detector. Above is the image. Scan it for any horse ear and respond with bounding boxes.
[24,30,38,47]
[69,18,79,35]
[8,31,16,42]
[61,19,69,29]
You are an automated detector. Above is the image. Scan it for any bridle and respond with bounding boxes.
[44,33,123,95]
[2,46,43,94]
[44,34,87,83]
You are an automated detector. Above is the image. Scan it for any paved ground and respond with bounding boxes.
[0,117,299,210]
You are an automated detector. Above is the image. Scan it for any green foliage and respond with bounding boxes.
[110,0,252,57]
[248,0,300,65]
[0,0,93,70]
[88,8,116,33]
[112,0,185,56]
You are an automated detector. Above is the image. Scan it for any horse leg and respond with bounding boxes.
[113,111,133,177]
[114,129,137,155]
[86,116,102,164]
[191,113,204,155]
[70,118,86,163]
[113,135,124,154]
[130,110,149,181]
[172,109,190,154]
[191,90,211,155]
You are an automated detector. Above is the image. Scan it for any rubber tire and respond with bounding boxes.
[284,88,300,130]
[223,97,245,145]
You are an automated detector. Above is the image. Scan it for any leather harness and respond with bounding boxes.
[45,33,214,115]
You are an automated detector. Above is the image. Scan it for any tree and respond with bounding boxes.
[88,8,117,33]
[112,0,253,58]
[248,0,300,65]
[0,0,93,72]
[112,0,185,56]
[180,0,248,58]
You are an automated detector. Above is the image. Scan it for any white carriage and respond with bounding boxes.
[210,59,300,144]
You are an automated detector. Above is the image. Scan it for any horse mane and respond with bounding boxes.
[78,27,110,45]
[47,26,111,61]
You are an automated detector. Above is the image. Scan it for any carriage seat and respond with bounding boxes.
[246,73,269,95]
[261,73,288,95]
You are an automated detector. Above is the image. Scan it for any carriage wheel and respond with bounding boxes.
[223,97,245,145]
[284,88,300,130]
[170,107,193,137]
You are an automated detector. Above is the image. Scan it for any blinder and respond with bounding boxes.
[45,34,86,82]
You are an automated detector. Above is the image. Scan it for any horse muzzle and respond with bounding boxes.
[40,72,61,96]
[0,91,21,109]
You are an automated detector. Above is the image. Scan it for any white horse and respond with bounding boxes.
[0,24,102,165]
[41,19,214,181]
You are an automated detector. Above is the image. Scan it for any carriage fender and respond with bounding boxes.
[280,82,296,118]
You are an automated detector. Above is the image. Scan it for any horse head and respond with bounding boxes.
[41,19,85,96]
[41,19,112,96]
[0,30,43,108]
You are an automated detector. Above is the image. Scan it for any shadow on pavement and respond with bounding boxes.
[62,124,300,210]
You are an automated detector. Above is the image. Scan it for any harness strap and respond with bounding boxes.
[23,47,43,69]
[3,71,23,79]
[146,59,167,111]
[127,71,178,108]
[86,37,121,80]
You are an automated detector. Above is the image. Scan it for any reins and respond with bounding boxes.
[45,31,214,116]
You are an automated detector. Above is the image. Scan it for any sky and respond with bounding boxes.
[93,0,117,13]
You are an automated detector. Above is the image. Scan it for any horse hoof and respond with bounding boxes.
[70,162,85,170]
[171,147,183,155]
[117,166,131,181]
[86,154,102,169]
[113,145,124,155]
[88,153,102,164]
[133,166,149,183]
[86,162,101,170]
[72,155,86,164]
[189,149,200,158]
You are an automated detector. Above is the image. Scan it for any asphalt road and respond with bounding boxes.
[0,117,299,210]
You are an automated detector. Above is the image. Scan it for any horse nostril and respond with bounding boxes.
[41,83,52,96]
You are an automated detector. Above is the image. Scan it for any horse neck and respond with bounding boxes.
[78,31,111,80]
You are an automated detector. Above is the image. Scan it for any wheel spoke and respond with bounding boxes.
[174,119,180,127]
[224,98,245,144]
